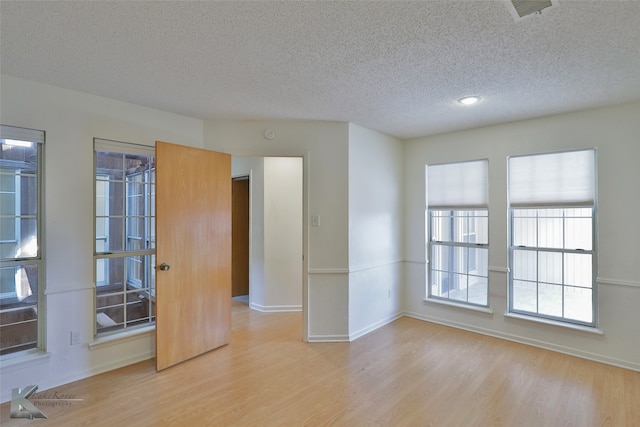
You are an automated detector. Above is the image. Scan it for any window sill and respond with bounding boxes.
[0,350,51,374]
[88,325,155,351]
[504,312,603,335]
[424,298,494,314]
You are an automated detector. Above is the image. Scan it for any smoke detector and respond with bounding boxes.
[505,0,558,22]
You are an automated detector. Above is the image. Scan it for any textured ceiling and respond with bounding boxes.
[1,1,640,140]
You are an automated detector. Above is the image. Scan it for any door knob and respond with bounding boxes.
[159,263,171,271]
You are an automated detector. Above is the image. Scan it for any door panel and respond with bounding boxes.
[232,177,250,297]
[155,141,231,371]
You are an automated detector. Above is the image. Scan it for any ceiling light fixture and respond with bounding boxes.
[458,96,481,106]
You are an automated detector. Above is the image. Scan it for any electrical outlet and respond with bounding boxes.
[70,331,81,345]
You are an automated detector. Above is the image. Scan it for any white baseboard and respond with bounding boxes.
[307,334,350,342]
[249,302,302,312]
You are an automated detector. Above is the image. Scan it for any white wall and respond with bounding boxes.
[347,124,404,339]
[403,102,640,371]
[205,120,349,341]
[232,157,303,312]
[0,75,204,403]
[263,157,303,311]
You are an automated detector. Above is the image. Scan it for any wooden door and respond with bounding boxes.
[155,141,232,371]
[232,177,250,297]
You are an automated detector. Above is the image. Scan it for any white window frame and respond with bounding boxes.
[426,159,490,307]
[94,138,155,336]
[0,124,45,356]
[507,149,598,327]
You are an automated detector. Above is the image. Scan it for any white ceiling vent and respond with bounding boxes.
[505,0,558,21]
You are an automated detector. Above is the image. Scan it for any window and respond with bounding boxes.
[427,160,489,306]
[0,125,44,355]
[94,139,155,335]
[508,149,597,326]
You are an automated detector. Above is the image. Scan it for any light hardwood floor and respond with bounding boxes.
[2,300,639,426]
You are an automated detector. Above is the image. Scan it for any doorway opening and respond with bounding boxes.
[231,157,303,314]
[232,176,250,303]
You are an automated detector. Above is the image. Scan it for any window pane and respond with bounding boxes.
[98,256,125,289]
[127,255,143,286]
[0,219,17,256]
[452,212,466,243]
[448,273,468,302]
[538,215,563,249]
[96,152,124,180]
[512,280,537,312]
[513,215,536,247]
[106,181,125,217]
[0,142,38,166]
[124,153,150,176]
[96,217,108,241]
[0,264,38,355]
[565,216,592,250]
[0,216,37,259]
[97,307,124,333]
[0,172,14,192]
[472,212,489,245]
[431,212,449,242]
[564,286,592,323]
[18,175,37,216]
[0,192,15,215]
[468,276,488,306]
[452,246,466,274]
[96,289,123,308]
[564,253,592,288]
[96,180,108,214]
[538,251,562,285]
[431,270,448,298]
[96,258,106,284]
[104,217,124,252]
[17,218,37,258]
[512,250,536,281]
[470,247,489,276]
[431,244,449,272]
[538,283,563,317]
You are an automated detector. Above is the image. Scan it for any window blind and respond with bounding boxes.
[427,159,489,209]
[94,138,155,156]
[508,149,596,207]
[1,124,45,144]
